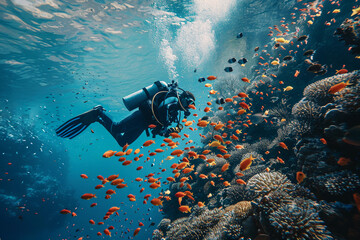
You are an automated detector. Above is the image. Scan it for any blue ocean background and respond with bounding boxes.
[1,0,359,239]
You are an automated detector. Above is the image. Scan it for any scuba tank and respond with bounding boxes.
[122,81,169,111]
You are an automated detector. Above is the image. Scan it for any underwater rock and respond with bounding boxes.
[294,138,337,176]
[324,108,347,123]
[246,172,294,199]
[151,229,164,240]
[268,198,334,240]
[308,170,360,200]
[157,218,171,233]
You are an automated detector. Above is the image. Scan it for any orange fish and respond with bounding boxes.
[320,138,327,145]
[150,198,163,206]
[106,189,116,195]
[143,140,155,147]
[214,135,224,143]
[148,124,157,128]
[104,229,111,237]
[241,77,250,83]
[240,155,256,171]
[337,157,351,166]
[116,183,128,189]
[133,227,141,237]
[335,69,348,74]
[178,205,191,213]
[221,163,230,172]
[198,202,205,208]
[296,171,306,184]
[81,193,96,200]
[80,174,88,179]
[328,80,350,94]
[122,143,129,152]
[239,102,250,110]
[60,209,71,214]
[95,184,104,189]
[89,219,95,224]
[236,179,246,185]
[170,132,181,138]
[171,149,184,157]
[149,183,161,189]
[107,174,119,181]
[207,76,217,80]
[294,70,300,77]
[102,150,116,158]
[279,142,288,150]
[223,181,231,186]
[204,107,211,112]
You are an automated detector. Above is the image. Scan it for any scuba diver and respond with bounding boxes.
[55,81,195,147]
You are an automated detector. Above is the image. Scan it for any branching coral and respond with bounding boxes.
[246,172,294,199]
[269,199,334,240]
[269,98,291,120]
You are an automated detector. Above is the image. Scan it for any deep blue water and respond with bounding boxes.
[1,0,360,239]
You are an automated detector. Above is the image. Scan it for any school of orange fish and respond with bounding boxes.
[57,0,360,239]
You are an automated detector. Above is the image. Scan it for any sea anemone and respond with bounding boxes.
[269,199,333,240]
[246,172,294,199]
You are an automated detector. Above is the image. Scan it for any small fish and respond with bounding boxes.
[224,67,233,72]
[207,76,217,80]
[178,205,191,213]
[328,80,350,94]
[228,58,236,63]
[351,6,360,16]
[283,55,293,61]
[254,47,260,52]
[283,86,293,92]
[238,58,248,64]
[338,157,351,166]
[297,35,308,41]
[335,69,348,75]
[236,32,243,38]
[241,77,250,83]
[198,77,206,83]
[240,155,256,171]
[296,171,306,184]
[303,50,315,57]
[216,98,225,105]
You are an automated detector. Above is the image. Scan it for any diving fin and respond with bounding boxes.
[56,105,104,139]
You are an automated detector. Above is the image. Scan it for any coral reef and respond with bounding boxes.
[269,199,334,240]
[334,17,360,55]
[246,172,294,199]
[309,170,360,199]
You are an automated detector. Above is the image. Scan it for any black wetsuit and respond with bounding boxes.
[97,92,185,147]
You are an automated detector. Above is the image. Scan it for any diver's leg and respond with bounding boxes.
[97,110,147,146]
